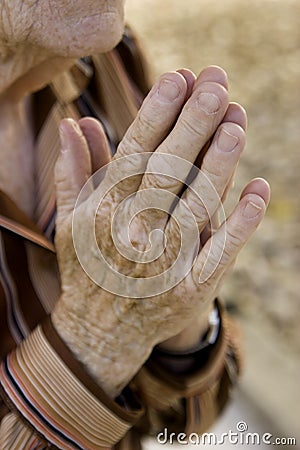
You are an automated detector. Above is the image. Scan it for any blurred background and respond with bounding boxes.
[125,0,300,448]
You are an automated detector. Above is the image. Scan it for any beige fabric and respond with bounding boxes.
[92,52,138,142]
[132,309,241,437]
[0,413,45,450]
[34,101,79,231]
[1,326,134,449]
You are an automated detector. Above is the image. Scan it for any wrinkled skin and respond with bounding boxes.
[52,67,270,397]
[1,0,124,56]
[0,0,270,399]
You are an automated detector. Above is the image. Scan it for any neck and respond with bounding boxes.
[0,45,75,217]
[0,98,36,216]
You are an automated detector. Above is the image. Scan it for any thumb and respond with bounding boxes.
[55,118,93,225]
[78,117,112,173]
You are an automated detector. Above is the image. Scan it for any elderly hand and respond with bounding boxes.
[52,66,270,397]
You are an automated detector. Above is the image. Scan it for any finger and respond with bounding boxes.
[220,102,248,203]
[103,71,188,196]
[222,102,247,131]
[116,71,188,159]
[200,210,221,247]
[133,68,230,233]
[55,118,92,224]
[159,66,228,165]
[221,170,235,204]
[200,102,248,241]
[176,68,196,100]
[193,101,246,174]
[240,177,271,204]
[104,67,227,207]
[193,179,270,286]
[78,117,111,173]
[191,67,229,170]
[139,70,229,201]
[193,65,229,90]
[165,121,245,242]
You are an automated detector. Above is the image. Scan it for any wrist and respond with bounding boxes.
[158,304,214,352]
[151,301,221,375]
[52,298,153,398]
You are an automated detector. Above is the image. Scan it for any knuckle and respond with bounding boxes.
[225,227,243,253]
[118,111,158,155]
[185,191,208,223]
[135,110,158,139]
[145,173,179,191]
[211,238,227,266]
[147,151,175,176]
[142,154,181,192]
[220,246,233,266]
[118,132,145,155]
[180,115,209,140]
[201,164,223,184]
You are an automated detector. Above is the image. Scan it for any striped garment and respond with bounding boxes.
[0,29,241,450]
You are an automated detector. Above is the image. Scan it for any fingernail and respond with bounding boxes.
[217,128,239,152]
[197,92,220,114]
[243,201,262,218]
[158,79,181,101]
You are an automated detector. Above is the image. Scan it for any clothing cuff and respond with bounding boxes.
[150,302,221,375]
[132,300,241,416]
[0,317,144,450]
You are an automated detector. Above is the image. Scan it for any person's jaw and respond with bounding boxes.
[0,0,125,100]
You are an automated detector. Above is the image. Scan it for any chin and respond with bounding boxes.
[79,18,125,55]
[68,10,125,56]
[30,5,125,58]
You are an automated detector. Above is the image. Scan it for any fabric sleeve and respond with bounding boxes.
[131,301,242,437]
[0,317,144,450]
